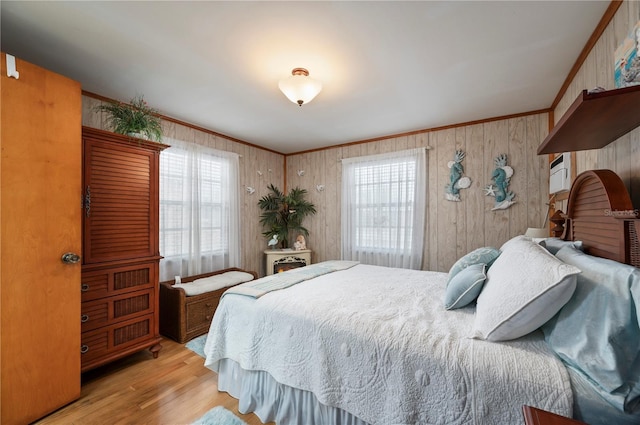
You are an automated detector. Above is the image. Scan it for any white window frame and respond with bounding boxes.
[159,138,240,281]
[341,148,427,269]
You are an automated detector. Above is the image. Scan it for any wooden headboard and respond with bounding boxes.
[562,169,640,267]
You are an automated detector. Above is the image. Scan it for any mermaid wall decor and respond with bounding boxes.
[445,150,472,202]
[485,153,516,210]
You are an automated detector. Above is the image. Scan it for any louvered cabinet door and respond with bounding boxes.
[82,134,159,264]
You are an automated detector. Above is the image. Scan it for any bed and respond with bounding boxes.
[203,169,640,425]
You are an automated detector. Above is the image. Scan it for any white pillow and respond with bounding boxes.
[499,234,531,251]
[174,271,254,296]
[472,236,580,341]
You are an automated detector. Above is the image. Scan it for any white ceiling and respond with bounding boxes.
[1,1,610,154]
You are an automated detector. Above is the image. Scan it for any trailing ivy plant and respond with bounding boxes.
[258,184,317,249]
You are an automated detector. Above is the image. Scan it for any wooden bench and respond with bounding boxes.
[159,268,257,343]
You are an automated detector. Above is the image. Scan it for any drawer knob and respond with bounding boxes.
[81,314,89,323]
[80,345,89,354]
[205,303,212,308]
[81,284,90,292]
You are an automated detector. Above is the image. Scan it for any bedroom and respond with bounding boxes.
[2,1,640,424]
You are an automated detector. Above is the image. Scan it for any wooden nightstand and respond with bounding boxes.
[523,406,587,425]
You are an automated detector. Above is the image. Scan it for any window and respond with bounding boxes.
[159,138,240,281]
[341,148,427,269]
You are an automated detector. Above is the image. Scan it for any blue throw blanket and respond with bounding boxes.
[223,260,359,298]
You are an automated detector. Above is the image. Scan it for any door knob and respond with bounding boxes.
[61,252,81,264]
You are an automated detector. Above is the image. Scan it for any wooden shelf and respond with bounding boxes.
[538,85,640,155]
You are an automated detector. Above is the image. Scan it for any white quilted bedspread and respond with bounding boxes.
[204,264,572,425]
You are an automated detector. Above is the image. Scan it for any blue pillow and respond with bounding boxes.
[444,263,486,310]
[447,247,500,283]
[541,237,583,255]
[542,245,640,412]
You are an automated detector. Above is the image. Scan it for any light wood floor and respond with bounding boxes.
[35,337,272,425]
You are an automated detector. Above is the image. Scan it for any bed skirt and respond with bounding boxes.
[217,358,369,425]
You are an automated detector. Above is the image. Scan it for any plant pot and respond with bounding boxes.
[127,132,148,140]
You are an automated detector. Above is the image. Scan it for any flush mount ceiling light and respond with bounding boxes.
[278,68,322,106]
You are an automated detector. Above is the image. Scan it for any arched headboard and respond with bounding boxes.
[563,169,640,267]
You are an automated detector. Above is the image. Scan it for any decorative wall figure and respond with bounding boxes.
[485,154,516,210]
[245,186,256,194]
[445,150,471,202]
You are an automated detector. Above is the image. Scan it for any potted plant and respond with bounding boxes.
[94,95,163,141]
[258,184,317,249]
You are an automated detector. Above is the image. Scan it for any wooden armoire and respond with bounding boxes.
[1,53,82,424]
[80,127,168,372]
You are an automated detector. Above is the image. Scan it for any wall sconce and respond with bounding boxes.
[278,68,322,106]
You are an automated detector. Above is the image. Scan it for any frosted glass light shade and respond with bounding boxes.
[525,227,548,238]
[278,68,322,106]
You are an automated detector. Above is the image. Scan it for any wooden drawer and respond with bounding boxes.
[81,261,157,302]
[81,288,155,332]
[185,298,219,336]
[81,313,159,371]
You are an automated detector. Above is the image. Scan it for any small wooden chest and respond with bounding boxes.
[159,268,257,343]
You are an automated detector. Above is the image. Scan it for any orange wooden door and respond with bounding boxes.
[1,53,82,424]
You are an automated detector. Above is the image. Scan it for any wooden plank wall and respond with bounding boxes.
[82,95,284,277]
[286,113,549,272]
[555,0,640,207]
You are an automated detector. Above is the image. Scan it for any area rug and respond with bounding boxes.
[191,406,247,425]
[185,334,207,358]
